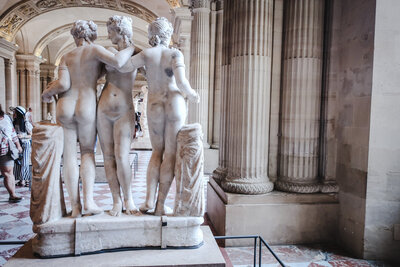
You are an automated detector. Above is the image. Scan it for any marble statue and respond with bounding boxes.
[119,17,200,215]
[97,15,138,216]
[41,20,134,217]
[30,123,66,225]
[174,123,205,217]
[30,18,206,257]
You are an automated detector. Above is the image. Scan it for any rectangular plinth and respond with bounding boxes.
[207,178,339,246]
[32,214,204,257]
[5,226,225,267]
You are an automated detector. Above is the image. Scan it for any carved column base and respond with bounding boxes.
[211,167,226,184]
[320,181,339,193]
[275,180,321,194]
[221,179,274,195]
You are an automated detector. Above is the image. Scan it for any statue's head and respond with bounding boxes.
[107,15,133,46]
[148,17,173,47]
[70,20,98,44]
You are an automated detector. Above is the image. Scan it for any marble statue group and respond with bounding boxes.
[30,16,205,256]
[41,16,201,218]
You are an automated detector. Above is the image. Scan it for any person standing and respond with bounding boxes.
[25,107,33,124]
[0,105,23,202]
[12,106,32,187]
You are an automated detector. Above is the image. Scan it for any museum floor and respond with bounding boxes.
[0,151,394,266]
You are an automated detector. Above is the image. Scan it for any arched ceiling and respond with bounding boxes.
[0,0,185,65]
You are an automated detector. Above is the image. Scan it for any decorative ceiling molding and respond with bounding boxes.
[166,0,181,8]
[0,0,158,42]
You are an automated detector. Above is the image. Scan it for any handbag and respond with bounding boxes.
[7,138,19,160]
[0,128,19,160]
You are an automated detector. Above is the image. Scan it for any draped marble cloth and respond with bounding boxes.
[30,123,66,225]
[174,123,205,217]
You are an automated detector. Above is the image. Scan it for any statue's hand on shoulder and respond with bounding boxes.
[187,90,200,103]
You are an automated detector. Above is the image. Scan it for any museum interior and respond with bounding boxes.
[0,0,399,266]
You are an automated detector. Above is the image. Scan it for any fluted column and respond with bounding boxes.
[16,55,45,122]
[41,77,48,120]
[188,0,210,147]
[4,59,16,109]
[16,64,26,108]
[210,0,223,148]
[217,0,274,194]
[276,0,325,193]
[172,7,193,78]
[0,39,18,108]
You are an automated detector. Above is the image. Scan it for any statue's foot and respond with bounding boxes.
[125,199,140,215]
[109,202,123,217]
[71,205,82,218]
[139,202,154,213]
[83,201,103,216]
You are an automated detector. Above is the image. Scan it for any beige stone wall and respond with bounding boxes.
[334,0,375,258]
[364,0,400,261]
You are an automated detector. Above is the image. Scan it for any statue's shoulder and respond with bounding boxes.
[170,47,183,59]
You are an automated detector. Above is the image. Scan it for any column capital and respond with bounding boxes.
[16,54,46,70]
[189,0,210,10]
[0,38,18,60]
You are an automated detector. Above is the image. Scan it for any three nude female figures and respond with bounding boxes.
[42,17,199,217]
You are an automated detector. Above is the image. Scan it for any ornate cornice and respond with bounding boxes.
[166,0,181,8]
[189,0,210,9]
[0,0,157,42]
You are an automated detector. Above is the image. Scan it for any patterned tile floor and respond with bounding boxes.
[0,150,395,266]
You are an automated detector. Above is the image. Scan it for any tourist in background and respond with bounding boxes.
[12,106,32,187]
[0,105,23,202]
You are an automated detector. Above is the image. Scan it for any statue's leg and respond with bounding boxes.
[140,102,165,213]
[78,120,102,215]
[154,94,186,216]
[97,113,122,216]
[63,126,81,217]
[114,111,139,215]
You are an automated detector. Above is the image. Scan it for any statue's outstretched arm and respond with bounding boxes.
[42,57,70,103]
[118,52,145,73]
[172,50,199,103]
[94,44,134,69]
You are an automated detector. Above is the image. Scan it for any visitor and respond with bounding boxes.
[12,106,32,188]
[0,105,23,202]
[25,107,33,124]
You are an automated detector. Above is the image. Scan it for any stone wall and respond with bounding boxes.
[334,0,375,258]
[364,0,400,261]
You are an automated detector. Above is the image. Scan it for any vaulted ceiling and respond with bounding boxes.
[0,0,184,65]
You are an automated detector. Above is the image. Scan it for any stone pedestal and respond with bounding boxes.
[32,214,204,257]
[5,226,225,267]
[207,178,338,246]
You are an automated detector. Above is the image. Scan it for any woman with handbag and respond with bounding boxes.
[0,105,23,202]
[12,106,32,187]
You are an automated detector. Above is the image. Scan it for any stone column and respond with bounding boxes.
[16,55,45,122]
[276,0,325,193]
[41,76,48,120]
[210,0,223,148]
[4,58,16,109]
[0,39,18,108]
[16,61,27,108]
[217,0,274,194]
[0,57,5,108]
[40,64,56,121]
[188,0,211,147]
[172,7,193,78]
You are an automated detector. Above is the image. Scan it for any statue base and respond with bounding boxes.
[32,213,204,257]
[5,226,225,267]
